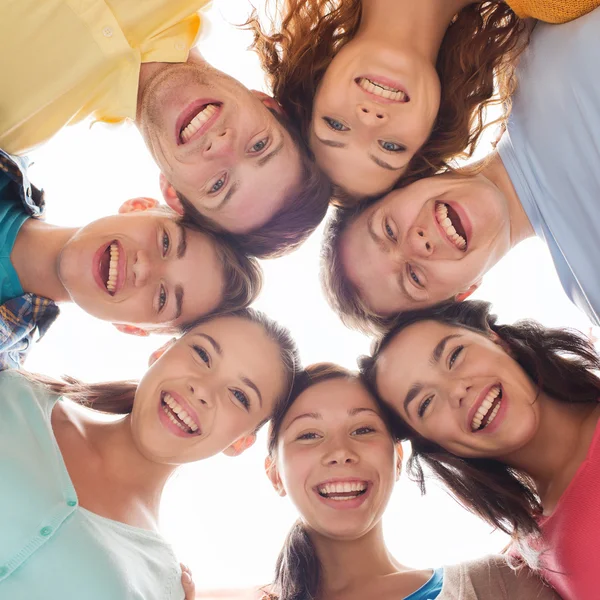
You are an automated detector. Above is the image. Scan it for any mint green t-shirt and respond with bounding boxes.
[0,370,185,600]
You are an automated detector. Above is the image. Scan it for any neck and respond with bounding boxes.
[86,415,177,519]
[358,0,474,62]
[11,220,74,301]
[311,523,402,595]
[480,151,535,248]
[500,395,599,501]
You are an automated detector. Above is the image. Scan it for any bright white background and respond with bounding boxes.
[23,0,594,593]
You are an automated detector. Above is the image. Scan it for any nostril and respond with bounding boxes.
[426,242,432,251]
[376,114,384,119]
[218,131,226,137]
[200,399,207,406]
[361,107,368,113]
[418,231,424,237]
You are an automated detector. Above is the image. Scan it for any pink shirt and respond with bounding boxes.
[537,417,600,599]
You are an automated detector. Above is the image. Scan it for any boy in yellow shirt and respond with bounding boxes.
[0,1,330,257]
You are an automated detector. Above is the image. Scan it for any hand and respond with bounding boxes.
[181,563,195,600]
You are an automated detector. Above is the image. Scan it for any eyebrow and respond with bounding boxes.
[173,285,184,321]
[314,135,346,149]
[368,153,405,172]
[257,138,285,167]
[402,334,462,416]
[196,333,223,355]
[176,223,188,259]
[242,376,263,408]
[284,411,322,432]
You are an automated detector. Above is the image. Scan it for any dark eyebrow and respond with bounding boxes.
[241,376,263,408]
[176,223,187,259]
[196,333,222,356]
[314,134,347,149]
[173,285,184,322]
[368,153,405,172]
[284,412,321,432]
[257,138,285,167]
[213,181,240,211]
[403,383,424,416]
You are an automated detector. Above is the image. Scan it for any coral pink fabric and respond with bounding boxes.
[537,418,600,600]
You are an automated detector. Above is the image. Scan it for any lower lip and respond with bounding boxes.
[356,75,409,104]
[314,484,372,510]
[474,393,509,435]
[157,401,197,439]
[176,99,222,146]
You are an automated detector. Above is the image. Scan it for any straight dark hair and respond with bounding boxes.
[265,363,398,600]
[360,300,600,540]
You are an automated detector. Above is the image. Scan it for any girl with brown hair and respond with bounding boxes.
[0,309,300,600]
[361,300,600,599]
[262,362,560,600]
[248,0,597,203]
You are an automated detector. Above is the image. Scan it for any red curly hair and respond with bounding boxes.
[247,0,528,203]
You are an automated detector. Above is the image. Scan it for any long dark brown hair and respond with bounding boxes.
[265,363,398,600]
[19,309,302,424]
[247,0,528,202]
[360,300,600,540]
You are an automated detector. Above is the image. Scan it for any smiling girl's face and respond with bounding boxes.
[270,377,400,540]
[374,320,541,460]
[130,315,287,464]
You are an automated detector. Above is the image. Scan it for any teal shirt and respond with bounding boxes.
[0,371,185,600]
[405,568,443,600]
[0,158,29,304]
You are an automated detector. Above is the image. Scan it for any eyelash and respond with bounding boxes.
[249,137,269,153]
[297,432,320,441]
[323,117,349,132]
[408,265,422,287]
[162,230,170,257]
[379,140,405,153]
[449,345,464,368]
[352,426,375,436]
[232,389,250,410]
[384,218,396,241]
[193,345,210,366]
[210,175,226,194]
[418,397,432,418]
[158,285,167,312]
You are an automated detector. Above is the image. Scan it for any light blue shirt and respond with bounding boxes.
[405,568,443,600]
[498,8,600,325]
[0,370,185,600]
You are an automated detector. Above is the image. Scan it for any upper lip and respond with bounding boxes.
[163,390,202,434]
[313,476,371,490]
[466,383,500,432]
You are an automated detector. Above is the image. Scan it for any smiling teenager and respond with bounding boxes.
[361,300,600,600]
[0,150,261,370]
[0,2,331,257]
[0,309,300,599]
[262,363,560,600]
[321,7,600,334]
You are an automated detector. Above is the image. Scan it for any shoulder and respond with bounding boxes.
[0,369,58,418]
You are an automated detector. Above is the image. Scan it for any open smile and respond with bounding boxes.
[468,384,504,432]
[313,478,371,510]
[158,391,202,438]
[177,100,223,145]
[435,202,468,252]
[94,240,125,296]
[355,76,409,104]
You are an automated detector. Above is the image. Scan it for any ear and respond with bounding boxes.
[118,197,160,214]
[148,338,177,366]
[223,433,257,457]
[265,455,286,496]
[159,173,184,215]
[113,323,150,337]
[454,280,481,303]
[395,442,404,481]
[251,90,284,115]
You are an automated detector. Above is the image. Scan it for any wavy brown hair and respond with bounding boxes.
[247,0,528,203]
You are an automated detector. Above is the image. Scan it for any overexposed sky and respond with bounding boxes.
[24,0,594,592]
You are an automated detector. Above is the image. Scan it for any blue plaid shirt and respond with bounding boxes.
[0,150,59,370]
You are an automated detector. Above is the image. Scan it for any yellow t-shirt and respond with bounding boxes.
[0,0,210,155]
[509,0,600,23]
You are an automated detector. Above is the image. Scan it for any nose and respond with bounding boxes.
[407,226,434,259]
[188,380,215,411]
[203,128,236,160]
[322,439,360,467]
[448,379,471,409]
[356,103,388,125]
[132,250,152,287]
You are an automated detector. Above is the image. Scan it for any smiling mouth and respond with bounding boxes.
[161,392,201,435]
[435,202,468,251]
[471,385,503,432]
[179,103,222,144]
[316,481,368,501]
[355,77,409,102]
[98,241,120,295]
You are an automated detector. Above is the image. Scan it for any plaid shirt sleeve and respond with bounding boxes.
[0,293,59,370]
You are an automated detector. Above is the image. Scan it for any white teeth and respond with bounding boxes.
[317,481,368,497]
[181,104,218,143]
[435,203,467,250]
[106,242,119,292]
[471,386,502,431]
[162,393,199,433]
[357,78,408,102]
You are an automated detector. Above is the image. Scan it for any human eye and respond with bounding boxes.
[297,431,320,441]
[408,264,423,288]
[208,174,227,195]
[449,345,464,369]
[192,345,210,366]
[231,389,250,410]
[384,218,396,241]
[379,140,406,153]
[161,230,170,257]
[249,137,269,153]
[158,284,167,312]
[352,426,375,436]
[323,117,349,132]
[417,396,433,418]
